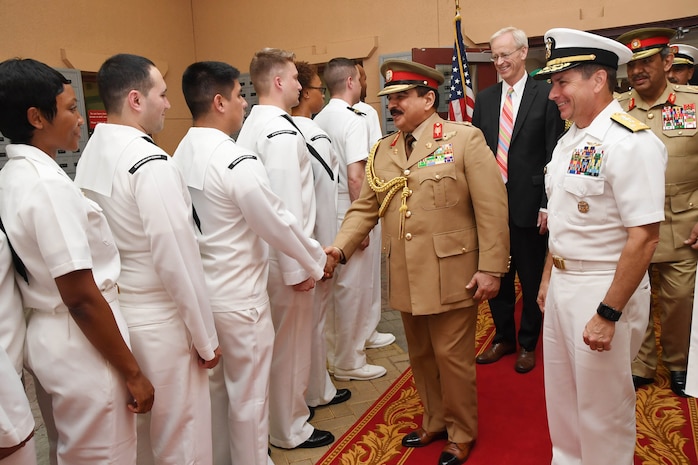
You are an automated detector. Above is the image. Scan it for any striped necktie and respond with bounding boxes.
[496,87,514,182]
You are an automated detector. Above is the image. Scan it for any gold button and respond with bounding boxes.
[435,174,441,180]
[408,189,413,195]
[404,169,410,176]
[690,202,694,207]
[679,131,683,135]
[648,112,654,119]
[405,233,413,240]
[461,247,466,253]
[405,210,412,218]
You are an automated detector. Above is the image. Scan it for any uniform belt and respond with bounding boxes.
[551,255,616,272]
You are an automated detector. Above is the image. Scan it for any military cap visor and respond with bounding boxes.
[616,27,676,61]
[534,28,632,79]
[378,60,444,96]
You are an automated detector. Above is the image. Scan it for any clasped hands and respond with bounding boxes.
[291,246,341,292]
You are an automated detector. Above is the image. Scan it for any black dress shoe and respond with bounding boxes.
[671,371,691,397]
[308,406,315,421]
[296,428,335,448]
[438,441,474,465]
[401,428,448,447]
[326,388,352,406]
[632,375,654,391]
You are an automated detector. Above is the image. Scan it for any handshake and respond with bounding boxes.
[291,246,343,292]
[323,246,343,280]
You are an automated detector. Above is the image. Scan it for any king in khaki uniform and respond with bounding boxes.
[615,27,698,397]
[330,60,510,465]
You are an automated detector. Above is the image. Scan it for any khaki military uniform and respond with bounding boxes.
[618,82,698,375]
[334,112,509,443]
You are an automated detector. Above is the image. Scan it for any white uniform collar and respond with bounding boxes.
[570,99,622,141]
[76,123,156,197]
[6,144,67,175]
[174,127,232,190]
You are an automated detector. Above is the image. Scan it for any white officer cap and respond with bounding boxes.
[671,43,698,67]
[534,28,633,80]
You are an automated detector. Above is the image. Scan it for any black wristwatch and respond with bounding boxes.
[596,302,622,322]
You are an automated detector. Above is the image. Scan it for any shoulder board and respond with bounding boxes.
[129,154,168,174]
[267,129,297,139]
[670,83,698,95]
[610,112,649,132]
[347,106,366,116]
[227,154,257,170]
[615,91,632,102]
[310,134,332,143]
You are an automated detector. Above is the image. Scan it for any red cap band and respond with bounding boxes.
[386,70,439,89]
[627,36,671,51]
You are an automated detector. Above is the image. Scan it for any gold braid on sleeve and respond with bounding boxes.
[365,139,410,239]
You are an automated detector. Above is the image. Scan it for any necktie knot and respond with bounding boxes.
[405,133,416,158]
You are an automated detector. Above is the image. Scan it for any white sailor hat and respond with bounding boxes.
[534,28,632,79]
[671,43,698,67]
[378,60,444,96]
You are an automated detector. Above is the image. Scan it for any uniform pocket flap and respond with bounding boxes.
[562,175,605,197]
[670,190,698,214]
[433,228,478,258]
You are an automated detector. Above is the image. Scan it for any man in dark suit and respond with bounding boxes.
[473,26,564,373]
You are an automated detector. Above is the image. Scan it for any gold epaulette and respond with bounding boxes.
[670,84,698,94]
[610,112,650,132]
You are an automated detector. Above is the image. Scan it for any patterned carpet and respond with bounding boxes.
[317,291,698,465]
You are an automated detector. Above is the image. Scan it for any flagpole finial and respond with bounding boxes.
[455,0,460,11]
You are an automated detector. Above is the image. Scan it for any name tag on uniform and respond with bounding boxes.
[567,144,603,177]
[418,143,454,168]
[662,103,697,131]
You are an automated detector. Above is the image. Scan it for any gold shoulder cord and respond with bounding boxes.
[365,139,410,238]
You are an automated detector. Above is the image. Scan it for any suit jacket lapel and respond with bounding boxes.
[511,76,537,142]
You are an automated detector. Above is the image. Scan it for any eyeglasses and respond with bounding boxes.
[490,47,523,63]
[307,86,327,93]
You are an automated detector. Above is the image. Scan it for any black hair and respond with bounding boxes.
[416,86,440,110]
[98,53,156,113]
[182,61,240,119]
[0,58,69,144]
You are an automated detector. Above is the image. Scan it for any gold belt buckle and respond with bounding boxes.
[552,255,566,270]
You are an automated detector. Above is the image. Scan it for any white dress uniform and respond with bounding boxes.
[75,124,219,465]
[173,127,327,464]
[314,98,377,372]
[0,144,134,465]
[237,105,319,448]
[0,229,35,465]
[292,116,340,406]
[354,101,385,348]
[543,101,666,465]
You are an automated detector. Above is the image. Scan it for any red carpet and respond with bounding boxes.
[317,292,698,465]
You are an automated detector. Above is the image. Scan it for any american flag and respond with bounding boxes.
[448,12,475,122]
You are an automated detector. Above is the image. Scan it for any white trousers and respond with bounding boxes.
[544,268,649,465]
[26,294,136,465]
[328,227,380,370]
[684,262,698,396]
[120,303,212,465]
[209,304,275,465]
[306,278,336,407]
[267,262,314,448]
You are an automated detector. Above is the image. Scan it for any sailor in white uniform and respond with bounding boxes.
[236,48,334,450]
[75,54,219,465]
